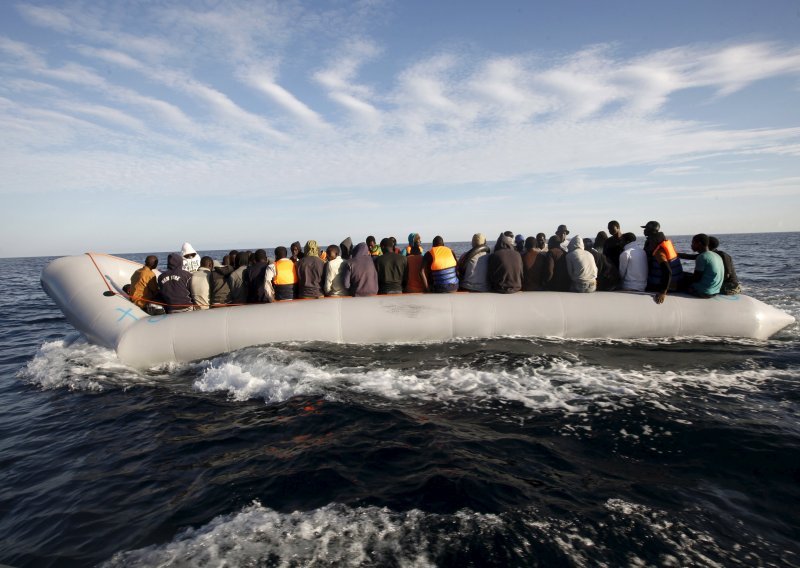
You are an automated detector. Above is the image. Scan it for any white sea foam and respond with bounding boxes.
[193,348,791,420]
[17,338,160,391]
[102,498,772,567]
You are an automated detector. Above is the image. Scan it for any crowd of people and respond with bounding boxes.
[125,221,741,314]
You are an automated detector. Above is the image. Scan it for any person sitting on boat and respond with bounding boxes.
[488,232,523,294]
[403,243,426,293]
[679,236,741,296]
[158,252,194,313]
[273,247,298,301]
[458,233,491,293]
[342,242,379,296]
[584,238,619,291]
[421,236,460,293]
[536,233,547,251]
[544,236,570,292]
[642,221,683,304]
[514,234,525,254]
[210,258,234,307]
[226,250,238,267]
[129,255,159,310]
[180,242,201,272]
[297,241,325,299]
[228,251,250,304]
[190,256,214,309]
[521,236,547,291]
[618,233,647,292]
[323,245,347,296]
[246,249,276,303]
[389,237,402,255]
[375,238,407,294]
[366,235,382,257]
[683,234,724,298]
[566,235,598,293]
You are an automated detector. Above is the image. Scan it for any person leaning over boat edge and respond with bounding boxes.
[421,236,459,293]
[642,221,683,305]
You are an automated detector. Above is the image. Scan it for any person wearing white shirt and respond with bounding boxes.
[618,233,648,292]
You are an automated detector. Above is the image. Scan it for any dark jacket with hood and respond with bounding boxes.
[157,252,193,313]
[487,234,523,294]
[544,245,570,292]
[521,248,548,291]
[211,265,234,305]
[246,260,274,303]
[342,242,379,296]
[297,255,325,298]
[340,237,353,260]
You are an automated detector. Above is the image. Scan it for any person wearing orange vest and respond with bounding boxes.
[421,236,459,293]
[273,246,298,301]
[402,233,425,256]
[642,221,683,304]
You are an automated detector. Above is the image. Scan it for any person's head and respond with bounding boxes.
[691,233,710,253]
[556,225,569,242]
[290,242,301,256]
[503,230,514,238]
[432,235,444,247]
[144,255,158,269]
[583,238,594,250]
[181,242,198,260]
[227,251,238,267]
[515,234,525,252]
[380,237,391,253]
[536,233,547,249]
[594,231,608,250]
[327,244,340,260]
[222,255,229,266]
[122,284,131,295]
[548,236,561,250]
[525,236,537,251]
[389,236,397,250]
[649,231,666,246]
[709,236,719,251]
[366,235,376,248]
[641,220,661,237]
[304,240,319,257]
[254,249,268,263]
[238,251,249,265]
[248,251,256,265]
[274,246,288,260]
[622,232,637,245]
[608,220,621,237]
[472,233,486,248]
[200,256,214,269]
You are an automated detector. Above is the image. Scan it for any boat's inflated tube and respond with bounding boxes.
[42,254,796,369]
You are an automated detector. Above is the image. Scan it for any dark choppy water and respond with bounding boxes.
[1,233,799,567]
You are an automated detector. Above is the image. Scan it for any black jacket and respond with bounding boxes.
[488,234,523,293]
[157,253,193,313]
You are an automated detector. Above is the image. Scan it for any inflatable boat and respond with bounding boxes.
[41,253,795,369]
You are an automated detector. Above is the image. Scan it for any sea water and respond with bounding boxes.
[0,233,798,566]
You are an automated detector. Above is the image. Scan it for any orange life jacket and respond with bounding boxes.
[273,258,298,285]
[430,246,457,271]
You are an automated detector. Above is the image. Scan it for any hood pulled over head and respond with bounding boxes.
[351,242,370,258]
[494,233,514,252]
[180,242,197,257]
[568,235,584,252]
[304,240,319,258]
[167,252,184,270]
[340,237,353,260]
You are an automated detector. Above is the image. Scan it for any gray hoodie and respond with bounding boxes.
[566,235,598,292]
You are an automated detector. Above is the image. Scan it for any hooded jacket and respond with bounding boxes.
[342,242,379,296]
[297,254,325,298]
[157,253,194,313]
[340,237,353,260]
[487,234,523,293]
[566,235,598,292]
[211,265,234,305]
[181,242,200,272]
[458,244,491,292]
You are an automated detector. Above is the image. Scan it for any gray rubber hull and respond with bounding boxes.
[42,254,796,369]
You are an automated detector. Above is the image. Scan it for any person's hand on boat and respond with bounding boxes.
[654,292,666,305]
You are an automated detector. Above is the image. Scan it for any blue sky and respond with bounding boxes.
[2,0,800,257]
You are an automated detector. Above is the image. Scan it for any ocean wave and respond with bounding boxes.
[194,346,793,417]
[103,498,789,567]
